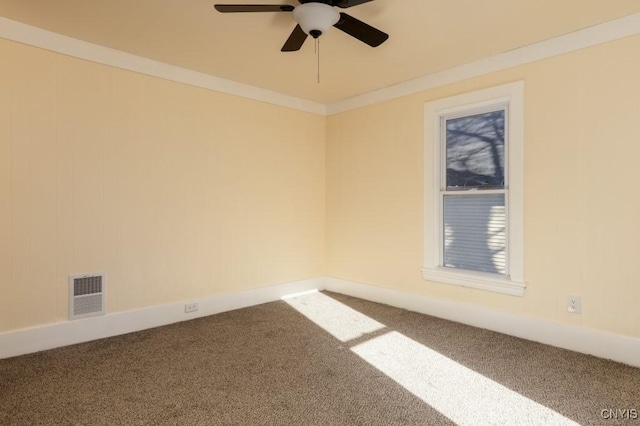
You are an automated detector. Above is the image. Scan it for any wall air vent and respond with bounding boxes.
[69,273,105,320]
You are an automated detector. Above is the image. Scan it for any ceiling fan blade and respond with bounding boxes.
[330,0,374,8]
[281,24,308,52]
[334,12,388,47]
[214,4,294,12]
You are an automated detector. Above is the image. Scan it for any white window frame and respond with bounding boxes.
[423,81,525,296]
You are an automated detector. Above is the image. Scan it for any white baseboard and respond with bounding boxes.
[0,277,324,359]
[4,276,639,368]
[324,277,640,368]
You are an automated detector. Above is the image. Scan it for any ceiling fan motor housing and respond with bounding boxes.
[293,3,340,38]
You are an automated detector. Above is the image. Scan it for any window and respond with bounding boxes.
[423,82,525,296]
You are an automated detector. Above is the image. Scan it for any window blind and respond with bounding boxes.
[443,193,506,274]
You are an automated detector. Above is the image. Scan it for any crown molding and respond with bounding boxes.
[2,12,640,117]
[0,17,327,116]
[326,12,640,115]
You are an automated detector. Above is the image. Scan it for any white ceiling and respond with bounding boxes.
[1,0,640,104]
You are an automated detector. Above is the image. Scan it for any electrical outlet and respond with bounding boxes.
[185,302,199,313]
[567,296,581,314]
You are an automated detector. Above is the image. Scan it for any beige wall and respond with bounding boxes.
[2,33,639,341]
[0,38,326,333]
[326,35,640,339]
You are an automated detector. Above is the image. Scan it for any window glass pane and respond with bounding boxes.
[446,110,505,190]
[443,194,506,274]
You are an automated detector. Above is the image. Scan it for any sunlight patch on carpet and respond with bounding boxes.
[352,331,578,426]
[287,292,578,426]
[284,292,385,342]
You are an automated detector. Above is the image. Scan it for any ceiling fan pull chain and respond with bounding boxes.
[317,38,320,84]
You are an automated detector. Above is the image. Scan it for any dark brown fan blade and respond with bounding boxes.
[330,0,373,8]
[334,12,388,47]
[214,4,294,12]
[281,25,308,52]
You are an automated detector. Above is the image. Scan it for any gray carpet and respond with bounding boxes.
[0,291,638,425]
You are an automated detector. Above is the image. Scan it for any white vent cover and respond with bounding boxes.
[69,273,105,320]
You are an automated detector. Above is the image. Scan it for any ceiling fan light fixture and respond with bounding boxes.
[293,3,340,38]
[214,1,389,52]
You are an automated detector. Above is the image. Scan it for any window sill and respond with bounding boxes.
[422,267,526,296]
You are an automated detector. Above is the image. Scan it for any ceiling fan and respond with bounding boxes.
[214,0,389,52]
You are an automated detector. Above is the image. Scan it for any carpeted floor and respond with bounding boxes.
[0,291,638,425]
